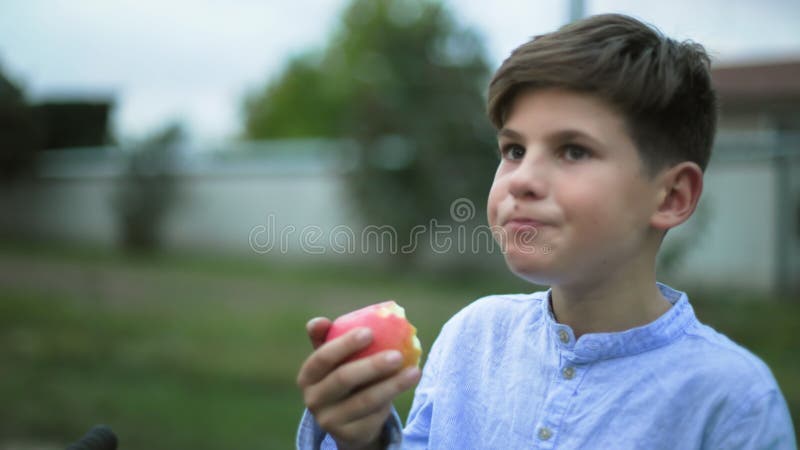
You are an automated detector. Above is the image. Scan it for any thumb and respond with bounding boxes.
[306,317,332,350]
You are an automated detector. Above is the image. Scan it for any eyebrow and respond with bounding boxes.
[497,127,604,148]
[497,128,524,141]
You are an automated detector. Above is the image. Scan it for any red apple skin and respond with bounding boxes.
[325,301,422,368]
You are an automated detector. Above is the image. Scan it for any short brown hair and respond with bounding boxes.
[487,14,717,174]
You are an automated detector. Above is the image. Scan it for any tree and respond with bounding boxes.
[0,66,40,183]
[245,0,498,259]
[112,124,182,252]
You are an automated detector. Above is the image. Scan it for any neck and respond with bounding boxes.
[549,255,671,339]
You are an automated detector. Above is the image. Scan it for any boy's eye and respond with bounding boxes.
[562,144,590,161]
[501,144,526,161]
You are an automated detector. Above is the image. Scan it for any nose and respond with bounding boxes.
[507,152,548,200]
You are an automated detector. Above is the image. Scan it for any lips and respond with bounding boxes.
[502,217,548,232]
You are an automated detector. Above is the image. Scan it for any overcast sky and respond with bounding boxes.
[1,0,798,143]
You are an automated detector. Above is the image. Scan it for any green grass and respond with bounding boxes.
[0,288,306,449]
[0,243,797,448]
[0,244,490,449]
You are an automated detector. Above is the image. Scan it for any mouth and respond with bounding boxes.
[502,217,548,232]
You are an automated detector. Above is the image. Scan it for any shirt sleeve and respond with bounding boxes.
[295,408,404,450]
[402,322,446,449]
[402,379,434,448]
[708,389,797,450]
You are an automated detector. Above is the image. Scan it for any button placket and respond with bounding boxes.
[541,326,578,448]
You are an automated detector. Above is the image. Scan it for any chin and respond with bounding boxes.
[504,254,558,286]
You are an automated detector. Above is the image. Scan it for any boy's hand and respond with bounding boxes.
[297,317,421,450]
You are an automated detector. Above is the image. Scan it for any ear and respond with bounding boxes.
[650,162,704,231]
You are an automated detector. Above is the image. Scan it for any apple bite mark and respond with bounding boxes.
[325,301,422,368]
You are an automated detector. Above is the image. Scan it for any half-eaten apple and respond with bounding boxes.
[325,301,422,368]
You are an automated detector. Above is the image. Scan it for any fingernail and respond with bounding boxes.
[384,351,402,365]
[306,318,323,329]
[355,328,372,343]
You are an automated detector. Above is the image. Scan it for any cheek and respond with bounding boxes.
[486,180,503,226]
[556,180,615,231]
[555,179,594,209]
[557,177,644,238]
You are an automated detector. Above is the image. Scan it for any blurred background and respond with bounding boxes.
[1,0,798,448]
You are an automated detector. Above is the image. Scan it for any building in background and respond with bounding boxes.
[662,58,800,295]
[713,59,800,132]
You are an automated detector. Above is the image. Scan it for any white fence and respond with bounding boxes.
[1,135,798,294]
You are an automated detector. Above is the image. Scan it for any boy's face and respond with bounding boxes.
[487,88,663,286]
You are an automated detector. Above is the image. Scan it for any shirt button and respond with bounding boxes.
[562,366,575,380]
[558,329,570,343]
[538,427,553,440]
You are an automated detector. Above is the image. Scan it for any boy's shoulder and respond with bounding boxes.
[678,318,779,389]
[434,290,550,348]
[666,320,792,445]
[445,290,549,328]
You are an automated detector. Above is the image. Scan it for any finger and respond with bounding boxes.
[305,350,406,408]
[297,327,373,388]
[306,317,332,349]
[316,366,421,429]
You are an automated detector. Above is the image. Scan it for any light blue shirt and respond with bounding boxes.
[297,283,796,449]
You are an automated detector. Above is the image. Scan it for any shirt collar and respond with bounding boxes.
[543,283,697,363]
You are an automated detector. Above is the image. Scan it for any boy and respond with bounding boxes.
[296,14,796,449]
